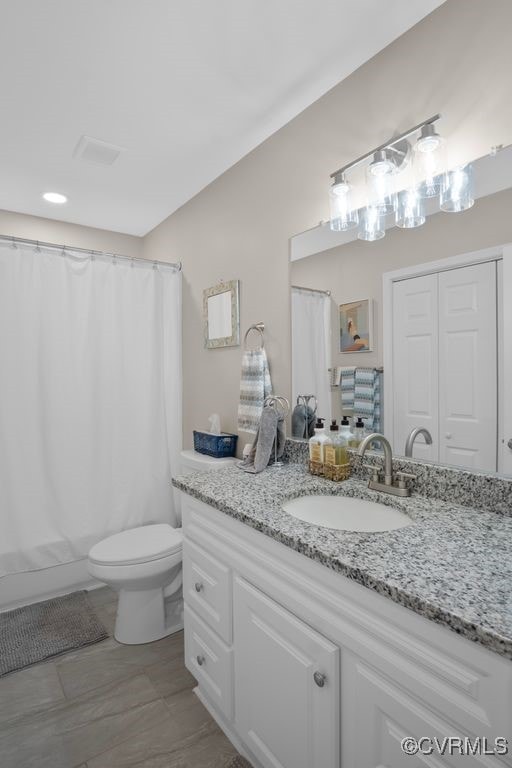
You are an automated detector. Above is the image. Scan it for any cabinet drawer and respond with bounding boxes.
[184,604,233,720]
[183,537,232,643]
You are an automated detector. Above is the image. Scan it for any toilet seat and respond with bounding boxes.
[89,524,182,567]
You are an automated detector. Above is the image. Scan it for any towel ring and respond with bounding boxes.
[264,395,290,418]
[244,322,265,350]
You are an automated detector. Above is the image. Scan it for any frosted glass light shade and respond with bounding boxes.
[358,206,385,241]
[329,181,359,231]
[396,188,426,229]
[440,164,474,212]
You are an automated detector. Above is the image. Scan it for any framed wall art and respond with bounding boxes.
[339,298,373,353]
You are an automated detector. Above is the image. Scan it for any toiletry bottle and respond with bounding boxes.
[324,422,337,466]
[324,421,348,466]
[352,417,365,447]
[309,418,328,463]
[340,416,355,449]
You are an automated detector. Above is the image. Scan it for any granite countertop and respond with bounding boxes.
[173,462,512,661]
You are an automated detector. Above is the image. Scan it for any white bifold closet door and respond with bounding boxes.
[392,273,439,462]
[438,262,497,470]
[392,262,497,472]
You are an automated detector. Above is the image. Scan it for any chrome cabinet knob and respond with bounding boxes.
[196,655,205,666]
[445,433,452,439]
[508,439,512,450]
[194,582,203,592]
[313,671,326,688]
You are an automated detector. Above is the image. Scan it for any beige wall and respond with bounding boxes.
[0,210,142,258]
[292,187,512,421]
[141,0,512,451]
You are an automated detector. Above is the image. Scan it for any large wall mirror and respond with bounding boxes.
[290,146,512,477]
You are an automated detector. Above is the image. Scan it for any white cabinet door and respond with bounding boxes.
[438,262,497,472]
[342,652,479,768]
[392,274,439,460]
[234,576,339,768]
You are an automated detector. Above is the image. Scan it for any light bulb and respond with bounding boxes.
[43,192,67,204]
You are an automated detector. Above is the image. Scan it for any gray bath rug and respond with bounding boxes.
[0,590,108,676]
[226,757,253,768]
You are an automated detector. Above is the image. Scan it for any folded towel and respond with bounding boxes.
[340,366,356,410]
[239,404,284,473]
[354,367,381,432]
[237,349,273,434]
[291,403,316,439]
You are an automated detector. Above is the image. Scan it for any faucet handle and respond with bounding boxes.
[395,471,417,490]
[363,463,382,482]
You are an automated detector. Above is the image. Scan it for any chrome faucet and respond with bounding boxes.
[405,427,433,457]
[358,432,415,497]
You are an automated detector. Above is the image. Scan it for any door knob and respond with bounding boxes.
[313,671,326,688]
[196,655,205,666]
[194,582,203,592]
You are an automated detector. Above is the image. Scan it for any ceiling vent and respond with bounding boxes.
[73,135,125,166]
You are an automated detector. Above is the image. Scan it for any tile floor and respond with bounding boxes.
[0,587,245,768]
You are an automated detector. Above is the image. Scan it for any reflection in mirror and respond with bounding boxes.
[291,286,331,433]
[290,146,512,477]
[203,280,240,349]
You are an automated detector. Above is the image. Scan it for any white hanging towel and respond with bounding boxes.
[237,349,273,433]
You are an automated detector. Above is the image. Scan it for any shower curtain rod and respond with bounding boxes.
[0,234,182,271]
[291,284,331,296]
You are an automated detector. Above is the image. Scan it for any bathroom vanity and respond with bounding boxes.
[174,461,512,768]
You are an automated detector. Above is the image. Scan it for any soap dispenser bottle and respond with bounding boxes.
[340,416,355,447]
[352,417,365,447]
[324,421,348,466]
[309,418,328,470]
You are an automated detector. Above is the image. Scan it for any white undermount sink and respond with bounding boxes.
[282,495,412,532]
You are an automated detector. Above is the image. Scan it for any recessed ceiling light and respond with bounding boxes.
[43,192,67,204]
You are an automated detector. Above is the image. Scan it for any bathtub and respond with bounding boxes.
[1,558,101,612]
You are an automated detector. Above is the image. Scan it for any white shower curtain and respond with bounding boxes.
[291,288,331,425]
[0,241,182,577]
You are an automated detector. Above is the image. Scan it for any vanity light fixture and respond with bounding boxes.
[329,114,476,243]
[43,191,67,204]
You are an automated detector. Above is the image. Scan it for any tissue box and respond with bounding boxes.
[193,430,238,458]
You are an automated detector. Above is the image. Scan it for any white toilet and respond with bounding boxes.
[88,449,237,645]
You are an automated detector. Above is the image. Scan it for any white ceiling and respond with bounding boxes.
[0,0,444,236]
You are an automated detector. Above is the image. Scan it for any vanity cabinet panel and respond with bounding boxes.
[233,575,340,768]
[184,604,234,720]
[181,495,512,768]
[342,651,464,767]
[182,537,232,644]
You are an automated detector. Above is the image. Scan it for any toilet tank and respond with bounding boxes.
[180,449,238,474]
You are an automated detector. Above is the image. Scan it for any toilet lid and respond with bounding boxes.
[89,524,182,566]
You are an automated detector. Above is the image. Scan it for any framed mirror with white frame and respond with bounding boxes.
[290,145,512,477]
